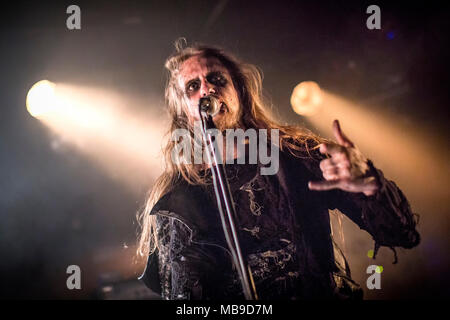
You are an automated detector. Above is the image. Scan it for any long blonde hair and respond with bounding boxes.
[137,40,323,258]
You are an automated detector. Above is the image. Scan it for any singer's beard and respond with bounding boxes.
[213,106,242,132]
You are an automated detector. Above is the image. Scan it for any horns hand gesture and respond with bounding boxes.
[308,120,379,196]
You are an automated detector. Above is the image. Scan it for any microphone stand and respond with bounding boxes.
[198,105,258,300]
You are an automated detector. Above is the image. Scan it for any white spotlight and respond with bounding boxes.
[26,80,57,118]
[290,81,323,117]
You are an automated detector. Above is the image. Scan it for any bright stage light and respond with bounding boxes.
[25,82,167,192]
[290,81,323,116]
[298,88,448,213]
[26,80,57,118]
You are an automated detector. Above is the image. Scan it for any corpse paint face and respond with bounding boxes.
[178,55,241,131]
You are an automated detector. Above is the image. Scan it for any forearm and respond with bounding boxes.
[361,160,420,248]
[330,160,420,252]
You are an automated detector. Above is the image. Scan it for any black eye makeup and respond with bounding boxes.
[207,72,227,86]
[184,71,228,96]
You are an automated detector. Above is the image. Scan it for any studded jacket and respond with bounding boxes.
[139,147,420,300]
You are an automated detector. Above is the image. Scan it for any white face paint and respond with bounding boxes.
[177,55,241,132]
[172,55,280,175]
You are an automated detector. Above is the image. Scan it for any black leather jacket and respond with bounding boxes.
[139,147,420,300]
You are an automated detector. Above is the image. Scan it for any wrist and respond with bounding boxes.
[363,160,382,196]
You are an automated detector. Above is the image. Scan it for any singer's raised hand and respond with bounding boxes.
[308,120,379,196]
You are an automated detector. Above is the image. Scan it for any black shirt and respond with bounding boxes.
[139,146,420,300]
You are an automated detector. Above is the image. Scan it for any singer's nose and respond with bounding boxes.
[200,81,216,97]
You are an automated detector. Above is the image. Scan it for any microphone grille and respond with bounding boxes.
[199,96,220,116]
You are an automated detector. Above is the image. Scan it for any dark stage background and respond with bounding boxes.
[0,0,448,299]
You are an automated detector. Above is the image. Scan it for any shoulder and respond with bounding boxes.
[153,213,193,248]
[151,179,211,215]
[278,137,325,178]
[150,179,220,236]
[280,136,324,160]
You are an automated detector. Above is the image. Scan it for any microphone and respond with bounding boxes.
[199,95,221,117]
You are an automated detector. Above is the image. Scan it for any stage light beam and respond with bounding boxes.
[25,82,167,193]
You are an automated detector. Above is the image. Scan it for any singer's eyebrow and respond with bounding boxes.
[185,77,199,86]
[183,69,226,87]
[179,57,229,92]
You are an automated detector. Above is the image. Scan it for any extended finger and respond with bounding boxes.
[308,179,342,191]
[309,176,379,194]
[333,120,354,148]
[335,177,379,194]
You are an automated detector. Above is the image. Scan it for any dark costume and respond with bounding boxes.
[139,144,420,300]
